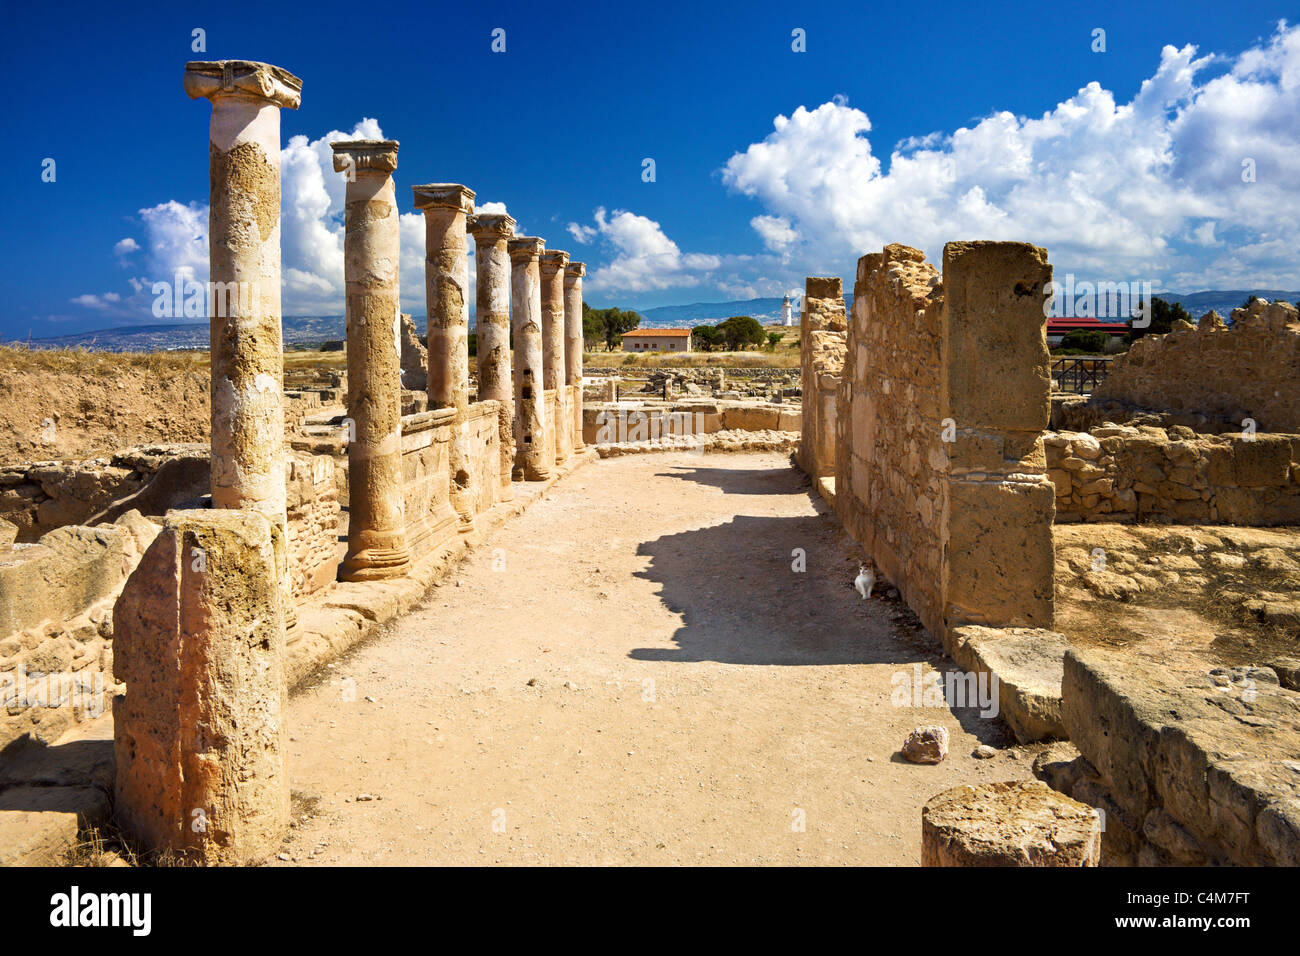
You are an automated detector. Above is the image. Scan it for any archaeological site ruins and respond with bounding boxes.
[0,57,1296,877]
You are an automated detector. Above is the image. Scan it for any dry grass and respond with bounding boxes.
[0,344,349,376]
[285,349,346,371]
[0,344,206,376]
[584,349,800,370]
[65,825,140,867]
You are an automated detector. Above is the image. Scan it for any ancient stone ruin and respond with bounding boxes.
[0,56,1296,872]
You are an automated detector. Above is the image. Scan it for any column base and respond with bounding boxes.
[341,545,411,582]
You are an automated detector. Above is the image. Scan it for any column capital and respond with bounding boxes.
[564,261,586,280]
[468,213,516,241]
[539,250,570,275]
[508,236,546,261]
[184,60,302,110]
[412,183,475,214]
[331,139,399,174]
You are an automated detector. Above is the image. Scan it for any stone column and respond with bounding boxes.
[539,249,570,466]
[331,140,409,581]
[564,261,587,452]
[469,213,517,499]
[508,237,549,481]
[184,59,301,626]
[412,183,476,533]
[114,509,289,865]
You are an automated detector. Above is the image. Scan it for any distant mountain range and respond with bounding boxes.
[635,289,1300,328]
[6,289,1297,351]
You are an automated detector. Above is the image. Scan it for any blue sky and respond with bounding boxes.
[2,0,1298,339]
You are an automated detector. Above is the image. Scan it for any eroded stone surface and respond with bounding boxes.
[508,238,549,481]
[922,780,1100,866]
[333,140,409,581]
[113,509,288,864]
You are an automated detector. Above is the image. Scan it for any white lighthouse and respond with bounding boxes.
[782,294,793,327]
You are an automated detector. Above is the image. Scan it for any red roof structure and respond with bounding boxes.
[1047,317,1128,336]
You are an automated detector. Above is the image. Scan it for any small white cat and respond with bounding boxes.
[854,563,875,600]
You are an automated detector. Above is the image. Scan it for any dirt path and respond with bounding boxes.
[278,451,1029,865]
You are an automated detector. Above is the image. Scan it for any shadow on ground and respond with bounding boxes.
[631,459,1012,744]
[653,461,808,497]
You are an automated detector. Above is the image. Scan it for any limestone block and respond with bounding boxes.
[1230,435,1292,487]
[941,242,1052,434]
[1063,647,1300,866]
[922,780,1100,866]
[113,509,288,865]
[944,478,1055,629]
[945,625,1067,742]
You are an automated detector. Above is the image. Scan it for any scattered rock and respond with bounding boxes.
[901,726,949,764]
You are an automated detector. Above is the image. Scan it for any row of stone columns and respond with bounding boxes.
[139,59,588,863]
[183,57,588,597]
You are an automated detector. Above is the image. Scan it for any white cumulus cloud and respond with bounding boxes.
[722,20,1300,289]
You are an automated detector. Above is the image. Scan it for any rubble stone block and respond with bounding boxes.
[113,509,288,865]
[922,780,1101,866]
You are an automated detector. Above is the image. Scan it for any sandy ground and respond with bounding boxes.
[277,451,1031,866]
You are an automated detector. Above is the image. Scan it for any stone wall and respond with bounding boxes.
[1048,427,1300,525]
[399,408,459,560]
[466,400,501,518]
[0,445,207,543]
[284,453,341,596]
[797,277,847,478]
[583,400,801,446]
[833,242,1055,641]
[1058,647,1300,866]
[1091,301,1300,432]
[0,511,160,750]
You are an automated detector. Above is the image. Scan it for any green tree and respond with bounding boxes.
[582,302,602,350]
[1059,329,1108,353]
[580,305,642,351]
[765,331,784,351]
[692,324,720,352]
[717,315,765,350]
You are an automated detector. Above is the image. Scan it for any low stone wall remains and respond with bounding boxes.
[1047,427,1300,525]
[1091,301,1300,432]
[1056,647,1300,866]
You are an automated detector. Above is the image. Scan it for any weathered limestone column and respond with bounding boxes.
[564,261,587,452]
[413,183,476,532]
[539,249,570,466]
[184,59,300,625]
[114,509,289,865]
[332,140,409,581]
[469,213,517,499]
[508,237,549,481]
